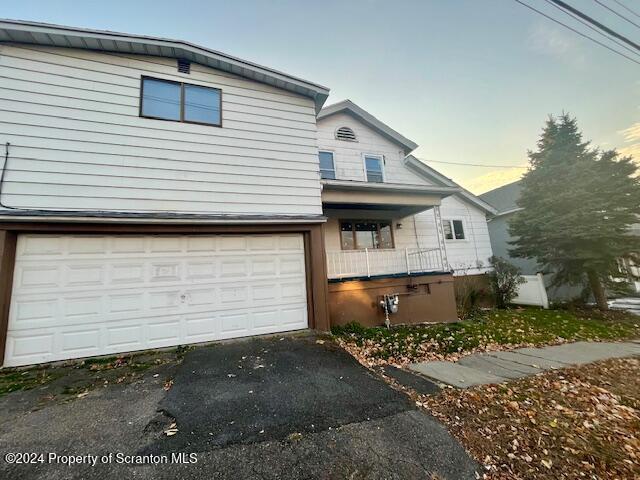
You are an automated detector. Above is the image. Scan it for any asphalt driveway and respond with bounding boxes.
[0,336,479,479]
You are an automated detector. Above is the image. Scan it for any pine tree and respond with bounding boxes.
[509,114,640,310]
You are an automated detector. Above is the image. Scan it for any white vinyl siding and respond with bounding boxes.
[0,44,321,215]
[5,233,308,367]
[393,196,493,275]
[316,112,434,185]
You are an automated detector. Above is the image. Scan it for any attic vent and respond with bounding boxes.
[335,126,357,141]
[177,58,191,74]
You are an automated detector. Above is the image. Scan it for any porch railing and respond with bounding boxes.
[326,248,446,279]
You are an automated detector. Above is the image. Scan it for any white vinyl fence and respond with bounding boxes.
[513,273,549,309]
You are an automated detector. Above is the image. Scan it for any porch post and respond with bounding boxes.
[405,248,411,275]
[365,248,370,277]
[433,206,450,271]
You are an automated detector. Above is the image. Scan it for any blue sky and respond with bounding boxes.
[4,0,639,193]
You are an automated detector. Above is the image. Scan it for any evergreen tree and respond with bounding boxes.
[509,114,640,310]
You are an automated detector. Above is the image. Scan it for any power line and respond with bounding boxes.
[610,0,640,19]
[512,0,640,65]
[542,0,640,58]
[415,158,528,169]
[548,0,640,51]
[593,0,640,29]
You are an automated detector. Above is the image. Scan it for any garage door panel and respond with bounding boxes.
[5,233,308,367]
[111,236,147,254]
[107,325,143,349]
[61,329,100,355]
[7,332,55,364]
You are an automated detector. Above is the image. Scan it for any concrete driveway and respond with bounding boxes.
[0,337,478,479]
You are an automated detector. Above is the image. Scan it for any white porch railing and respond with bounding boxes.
[326,248,445,279]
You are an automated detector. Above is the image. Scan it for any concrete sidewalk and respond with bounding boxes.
[409,341,640,388]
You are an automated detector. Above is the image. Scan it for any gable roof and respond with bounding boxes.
[404,156,498,215]
[479,181,523,216]
[317,100,418,152]
[0,19,330,112]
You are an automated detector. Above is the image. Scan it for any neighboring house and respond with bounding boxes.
[480,181,640,301]
[315,100,496,325]
[0,20,493,368]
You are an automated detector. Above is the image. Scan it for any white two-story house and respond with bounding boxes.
[315,101,496,326]
[0,20,494,367]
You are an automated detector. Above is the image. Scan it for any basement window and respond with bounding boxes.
[443,219,465,240]
[140,77,221,126]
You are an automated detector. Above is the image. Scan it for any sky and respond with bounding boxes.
[3,0,639,194]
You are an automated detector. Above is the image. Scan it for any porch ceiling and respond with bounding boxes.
[321,180,459,218]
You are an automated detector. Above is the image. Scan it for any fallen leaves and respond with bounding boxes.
[332,308,640,367]
[164,422,178,436]
[420,358,640,479]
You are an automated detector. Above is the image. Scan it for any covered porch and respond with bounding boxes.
[321,180,457,280]
[321,180,460,326]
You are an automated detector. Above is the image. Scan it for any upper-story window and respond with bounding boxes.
[335,126,357,141]
[319,151,335,180]
[364,154,384,183]
[443,219,465,240]
[140,77,222,126]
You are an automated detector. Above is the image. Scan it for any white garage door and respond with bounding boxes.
[4,233,308,367]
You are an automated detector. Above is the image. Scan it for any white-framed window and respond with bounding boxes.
[443,219,465,240]
[363,154,384,183]
[319,151,335,180]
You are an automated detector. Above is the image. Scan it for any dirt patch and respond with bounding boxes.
[420,357,640,479]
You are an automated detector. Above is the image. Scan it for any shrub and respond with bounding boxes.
[489,256,525,308]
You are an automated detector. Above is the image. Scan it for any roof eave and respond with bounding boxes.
[404,156,499,215]
[0,18,330,112]
[321,179,459,196]
[318,100,418,152]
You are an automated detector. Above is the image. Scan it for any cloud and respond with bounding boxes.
[621,123,640,142]
[527,21,586,66]
[462,168,526,195]
[617,122,640,162]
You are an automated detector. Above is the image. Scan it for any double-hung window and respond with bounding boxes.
[340,221,393,250]
[364,155,384,183]
[443,219,465,240]
[319,151,336,180]
[141,77,222,126]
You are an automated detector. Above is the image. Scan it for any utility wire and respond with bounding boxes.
[610,0,640,19]
[593,0,640,29]
[415,158,528,169]
[548,0,640,51]
[512,0,640,65]
[543,0,640,58]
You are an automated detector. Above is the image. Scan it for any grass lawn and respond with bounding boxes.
[420,357,640,479]
[331,307,640,366]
